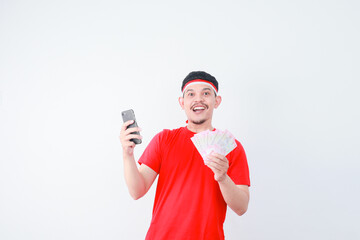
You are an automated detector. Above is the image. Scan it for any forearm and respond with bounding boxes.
[218,175,249,216]
[123,153,146,200]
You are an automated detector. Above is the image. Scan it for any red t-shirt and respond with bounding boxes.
[138,126,250,240]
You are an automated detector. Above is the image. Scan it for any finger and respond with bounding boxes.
[120,127,141,142]
[205,162,217,172]
[208,153,228,164]
[120,134,136,145]
[125,126,142,135]
[205,160,224,172]
[205,155,229,172]
[121,120,135,131]
[120,131,142,144]
[210,152,227,160]
[206,154,225,164]
[122,140,136,148]
[124,134,143,141]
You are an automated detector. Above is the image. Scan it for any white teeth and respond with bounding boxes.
[194,106,205,111]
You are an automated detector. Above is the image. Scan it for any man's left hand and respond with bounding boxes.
[204,152,229,182]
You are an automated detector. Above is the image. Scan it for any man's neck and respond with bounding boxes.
[186,122,214,133]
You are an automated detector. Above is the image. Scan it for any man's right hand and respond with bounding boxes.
[119,120,142,156]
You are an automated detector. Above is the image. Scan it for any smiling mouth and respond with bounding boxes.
[193,107,205,112]
[192,105,207,113]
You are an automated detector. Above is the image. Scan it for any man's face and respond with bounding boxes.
[179,83,222,125]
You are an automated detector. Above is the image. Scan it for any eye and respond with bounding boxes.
[187,92,194,97]
[204,91,210,96]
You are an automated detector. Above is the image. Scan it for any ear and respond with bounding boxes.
[178,96,185,110]
[214,95,222,109]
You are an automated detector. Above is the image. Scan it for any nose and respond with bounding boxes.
[194,93,204,102]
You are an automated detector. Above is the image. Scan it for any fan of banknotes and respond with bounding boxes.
[191,129,237,161]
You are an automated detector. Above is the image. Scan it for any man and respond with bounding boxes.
[119,71,250,240]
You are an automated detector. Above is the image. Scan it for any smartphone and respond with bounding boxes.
[121,109,142,144]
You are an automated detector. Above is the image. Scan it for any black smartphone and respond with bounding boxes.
[121,109,142,144]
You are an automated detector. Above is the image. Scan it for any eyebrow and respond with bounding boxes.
[202,88,212,92]
[185,87,212,93]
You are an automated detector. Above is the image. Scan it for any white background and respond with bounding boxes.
[1,0,359,239]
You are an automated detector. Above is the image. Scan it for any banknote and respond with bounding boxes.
[190,129,237,162]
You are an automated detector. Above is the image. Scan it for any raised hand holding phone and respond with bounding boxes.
[121,109,142,144]
[120,109,142,155]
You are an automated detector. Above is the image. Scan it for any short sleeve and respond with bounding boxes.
[138,130,167,173]
[227,140,251,186]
